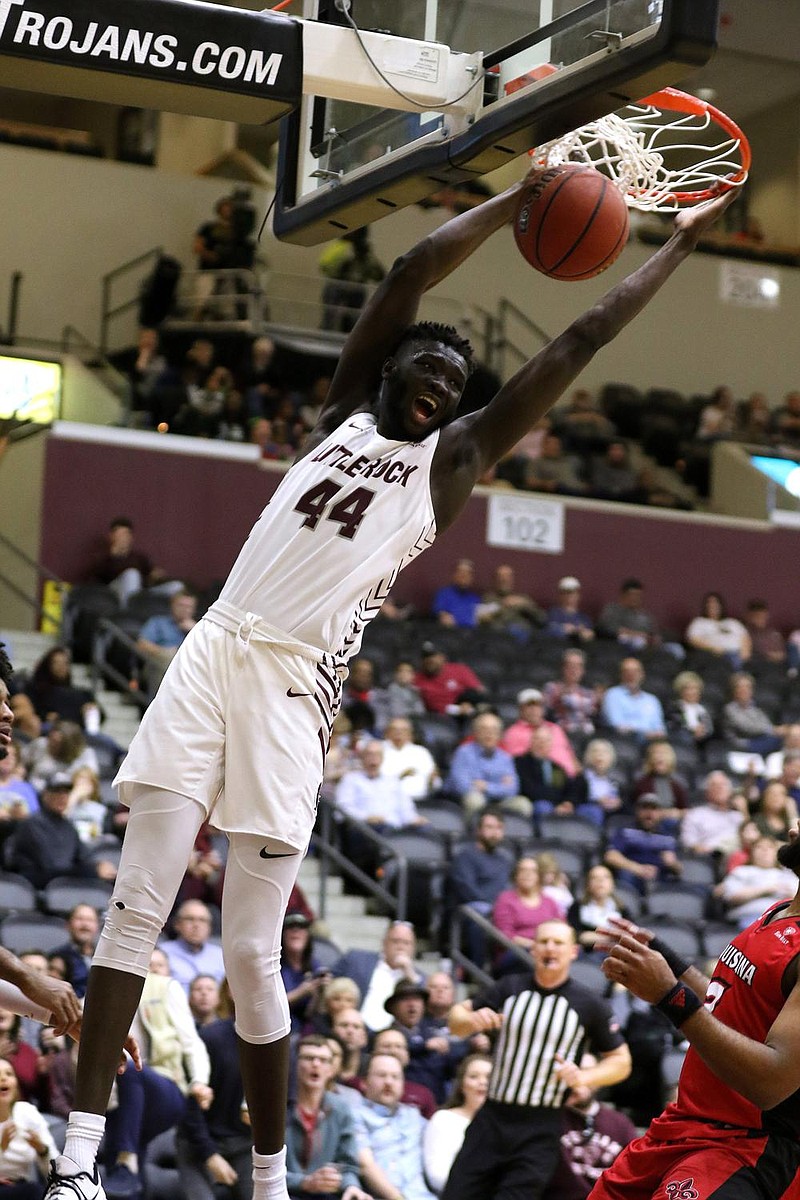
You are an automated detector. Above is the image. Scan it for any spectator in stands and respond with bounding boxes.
[752,779,798,842]
[136,589,198,698]
[424,973,456,1029]
[23,721,99,793]
[515,726,576,821]
[604,793,683,895]
[413,644,486,717]
[544,577,596,645]
[51,904,100,1000]
[715,835,796,928]
[343,658,377,712]
[385,980,456,1103]
[542,648,598,735]
[0,1010,42,1104]
[333,922,424,1035]
[588,440,638,501]
[567,864,629,954]
[597,579,661,651]
[306,978,362,1040]
[162,900,225,991]
[8,772,115,891]
[422,1054,492,1195]
[336,740,428,831]
[25,648,102,732]
[734,391,772,444]
[543,1052,637,1200]
[0,1055,58,1194]
[284,1034,367,1200]
[380,718,438,801]
[770,389,800,448]
[325,1037,365,1113]
[0,742,38,817]
[665,670,714,747]
[600,658,666,743]
[319,227,386,333]
[332,1009,370,1083]
[502,690,578,775]
[684,591,751,667]
[239,335,283,420]
[433,560,482,629]
[763,725,800,779]
[554,389,616,453]
[680,770,745,857]
[353,1053,434,1200]
[65,767,107,845]
[446,714,521,817]
[369,1028,437,1119]
[280,913,329,1036]
[773,752,800,807]
[630,740,688,824]
[87,515,168,607]
[722,671,785,758]
[523,432,586,495]
[492,856,564,972]
[175,823,224,911]
[373,662,425,728]
[696,385,736,442]
[189,976,221,1029]
[448,808,512,966]
[570,739,623,820]
[7,695,40,746]
[478,564,544,639]
[744,599,786,664]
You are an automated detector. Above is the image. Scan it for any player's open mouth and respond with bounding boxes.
[412,394,439,422]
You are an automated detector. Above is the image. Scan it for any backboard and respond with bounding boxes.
[274,0,720,244]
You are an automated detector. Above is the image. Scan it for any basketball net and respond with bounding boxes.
[530,87,751,211]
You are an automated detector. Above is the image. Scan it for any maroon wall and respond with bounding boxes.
[41,432,800,632]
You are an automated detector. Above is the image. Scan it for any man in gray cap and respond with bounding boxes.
[8,772,117,890]
[544,577,595,642]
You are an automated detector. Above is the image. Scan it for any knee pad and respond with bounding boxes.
[94,867,170,977]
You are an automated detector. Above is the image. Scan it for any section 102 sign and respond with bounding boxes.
[486,493,564,554]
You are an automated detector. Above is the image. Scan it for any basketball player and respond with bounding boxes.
[590,826,800,1200]
[45,179,736,1200]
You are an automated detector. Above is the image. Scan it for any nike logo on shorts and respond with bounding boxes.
[286,687,313,698]
[260,847,297,859]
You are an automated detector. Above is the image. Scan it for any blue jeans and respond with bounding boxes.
[105,1065,186,1159]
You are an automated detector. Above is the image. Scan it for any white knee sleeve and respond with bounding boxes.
[221,834,303,1044]
[93,785,206,978]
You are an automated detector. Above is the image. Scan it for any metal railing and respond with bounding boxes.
[311,799,411,922]
[100,246,163,353]
[90,617,149,711]
[60,324,131,410]
[167,266,267,329]
[449,905,536,987]
[0,529,66,632]
[493,297,552,378]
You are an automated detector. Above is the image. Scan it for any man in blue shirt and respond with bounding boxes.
[432,559,481,629]
[600,658,666,743]
[136,590,197,698]
[446,714,521,816]
[448,807,513,966]
[604,793,683,895]
[353,1053,434,1200]
[162,899,225,992]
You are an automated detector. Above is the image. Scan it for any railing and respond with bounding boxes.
[311,799,410,922]
[90,617,149,711]
[449,904,536,987]
[60,324,131,410]
[100,246,163,353]
[5,271,22,344]
[0,530,66,632]
[493,297,552,378]
[167,266,268,329]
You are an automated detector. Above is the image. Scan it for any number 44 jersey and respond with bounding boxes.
[217,413,439,661]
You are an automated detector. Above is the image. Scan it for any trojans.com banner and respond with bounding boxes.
[0,0,302,100]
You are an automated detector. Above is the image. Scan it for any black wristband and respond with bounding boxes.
[649,935,691,980]
[655,981,702,1028]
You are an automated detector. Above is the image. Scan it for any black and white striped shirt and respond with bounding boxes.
[472,973,623,1108]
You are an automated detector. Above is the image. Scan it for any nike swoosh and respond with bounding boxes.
[286,687,313,698]
[260,847,297,859]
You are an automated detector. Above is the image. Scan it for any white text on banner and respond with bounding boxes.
[486,493,564,554]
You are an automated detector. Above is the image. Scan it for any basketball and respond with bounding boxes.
[514,164,630,281]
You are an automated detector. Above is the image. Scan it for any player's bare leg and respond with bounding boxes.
[238,1035,293,1199]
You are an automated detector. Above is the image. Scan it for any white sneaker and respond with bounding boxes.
[44,1158,106,1200]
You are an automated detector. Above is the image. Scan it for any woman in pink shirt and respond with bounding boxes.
[492,857,564,974]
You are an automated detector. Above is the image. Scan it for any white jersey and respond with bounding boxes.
[213,413,438,660]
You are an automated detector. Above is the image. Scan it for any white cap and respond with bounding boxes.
[558,576,581,591]
[517,688,544,705]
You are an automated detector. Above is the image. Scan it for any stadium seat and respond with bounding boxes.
[0,913,68,955]
[0,872,37,915]
[42,876,114,917]
[646,884,707,923]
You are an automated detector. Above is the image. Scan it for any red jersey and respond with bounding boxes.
[413,663,483,714]
[659,900,800,1137]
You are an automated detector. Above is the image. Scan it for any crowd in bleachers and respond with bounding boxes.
[5,546,800,1196]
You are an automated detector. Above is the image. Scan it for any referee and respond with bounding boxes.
[443,920,631,1200]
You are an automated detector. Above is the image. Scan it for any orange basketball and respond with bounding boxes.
[514,164,630,281]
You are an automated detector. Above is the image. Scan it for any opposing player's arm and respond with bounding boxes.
[314,181,527,434]
[442,190,738,488]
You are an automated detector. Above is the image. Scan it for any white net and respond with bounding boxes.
[531,96,749,211]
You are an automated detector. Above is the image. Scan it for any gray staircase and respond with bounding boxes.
[298,855,388,954]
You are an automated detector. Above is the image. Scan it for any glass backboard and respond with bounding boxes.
[274,0,719,243]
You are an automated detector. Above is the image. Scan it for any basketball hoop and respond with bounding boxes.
[530,86,751,211]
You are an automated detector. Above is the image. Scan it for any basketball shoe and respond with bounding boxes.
[44,1158,106,1200]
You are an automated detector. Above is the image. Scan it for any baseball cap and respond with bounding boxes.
[517,688,544,705]
[558,576,581,591]
[636,791,669,808]
[420,642,441,658]
[43,771,74,791]
[283,912,311,929]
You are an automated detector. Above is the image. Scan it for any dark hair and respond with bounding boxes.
[746,598,768,613]
[109,516,133,531]
[31,646,72,688]
[0,644,12,691]
[702,591,726,618]
[621,578,643,592]
[444,1053,493,1109]
[282,918,313,972]
[393,321,476,375]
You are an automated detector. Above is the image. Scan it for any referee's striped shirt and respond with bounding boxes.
[471,973,624,1108]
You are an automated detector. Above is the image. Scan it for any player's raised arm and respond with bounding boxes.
[315,179,527,432]
[448,189,737,481]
